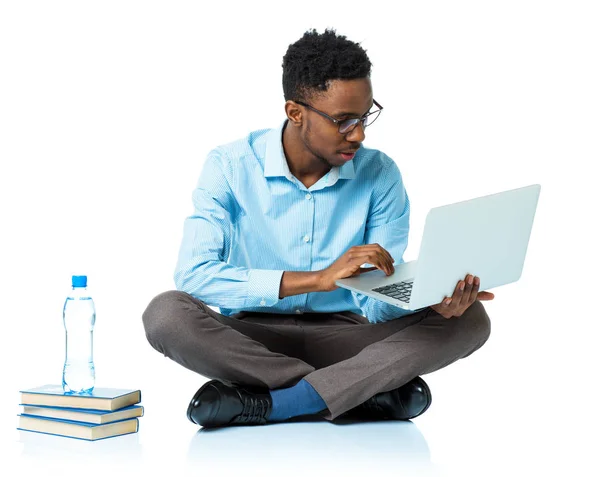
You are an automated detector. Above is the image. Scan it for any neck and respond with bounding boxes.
[282,121,331,181]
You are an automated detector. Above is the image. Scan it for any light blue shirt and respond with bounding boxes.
[174,121,415,323]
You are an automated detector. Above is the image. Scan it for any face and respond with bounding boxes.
[294,78,374,168]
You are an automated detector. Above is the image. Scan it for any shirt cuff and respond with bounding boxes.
[246,269,285,308]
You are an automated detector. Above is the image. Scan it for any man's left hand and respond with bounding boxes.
[429,274,495,319]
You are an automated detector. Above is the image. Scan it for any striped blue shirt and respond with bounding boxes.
[174,121,415,323]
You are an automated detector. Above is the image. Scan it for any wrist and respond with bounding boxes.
[315,270,326,292]
[316,269,337,292]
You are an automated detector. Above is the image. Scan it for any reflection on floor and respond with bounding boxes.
[187,417,437,475]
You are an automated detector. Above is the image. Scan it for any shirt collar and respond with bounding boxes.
[264,120,356,181]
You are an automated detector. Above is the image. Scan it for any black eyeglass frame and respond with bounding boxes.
[294,99,383,134]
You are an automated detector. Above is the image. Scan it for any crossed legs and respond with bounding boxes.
[142,291,491,419]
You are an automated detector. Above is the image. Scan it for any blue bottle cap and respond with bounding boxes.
[72,275,87,288]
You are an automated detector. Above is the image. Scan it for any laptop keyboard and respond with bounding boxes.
[372,281,413,303]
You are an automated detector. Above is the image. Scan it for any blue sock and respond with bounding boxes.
[268,379,326,422]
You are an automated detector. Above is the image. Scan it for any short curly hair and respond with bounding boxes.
[282,28,372,102]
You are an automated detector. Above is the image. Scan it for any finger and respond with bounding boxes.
[350,244,386,262]
[441,297,455,318]
[468,276,480,302]
[374,251,394,275]
[350,254,393,275]
[373,256,393,275]
[387,253,395,272]
[369,243,394,269]
[357,266,378,274]
[380,246,394,266]
[350,266,376,277]
[477,291,495,301]
[460,274,474,307]
[372,244,394,272]
[451,279,465,305]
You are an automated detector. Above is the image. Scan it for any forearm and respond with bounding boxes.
[175,258,284,309]
[279,271,323,299]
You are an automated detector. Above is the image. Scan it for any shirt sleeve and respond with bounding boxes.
[349,158,418,323]
[173,149,284,309]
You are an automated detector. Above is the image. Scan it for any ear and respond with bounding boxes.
[284,100,303,127]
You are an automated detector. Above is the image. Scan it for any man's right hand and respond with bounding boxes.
[318,244,395,292]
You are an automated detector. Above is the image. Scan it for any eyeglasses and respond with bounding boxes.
[295,99,383,134]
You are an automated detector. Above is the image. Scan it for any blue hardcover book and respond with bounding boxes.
[17,414,139,441]
[19,404,144,424]
[20,385,141,411]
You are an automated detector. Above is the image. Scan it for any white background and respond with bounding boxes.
[1,1,599,476]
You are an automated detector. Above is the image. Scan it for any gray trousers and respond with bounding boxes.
[142,291,491,420]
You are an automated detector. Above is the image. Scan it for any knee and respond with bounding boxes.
[141,290,190,351]
[461,300,492,350]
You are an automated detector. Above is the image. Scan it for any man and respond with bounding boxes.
[142,29,494,428]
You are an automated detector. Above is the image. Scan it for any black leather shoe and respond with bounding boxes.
[342,376,432,421]
[187,380,272,428]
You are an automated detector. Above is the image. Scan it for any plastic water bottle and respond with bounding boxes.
[62,275,96,394]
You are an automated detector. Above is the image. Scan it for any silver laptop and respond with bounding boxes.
[335,184,541,310]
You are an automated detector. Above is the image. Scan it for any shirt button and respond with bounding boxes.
[295,309,302,314]
[303,235,310,243]
[305,194,312,200]
[260,299,266,306]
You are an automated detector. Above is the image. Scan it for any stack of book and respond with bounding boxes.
[17,384,143,441]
